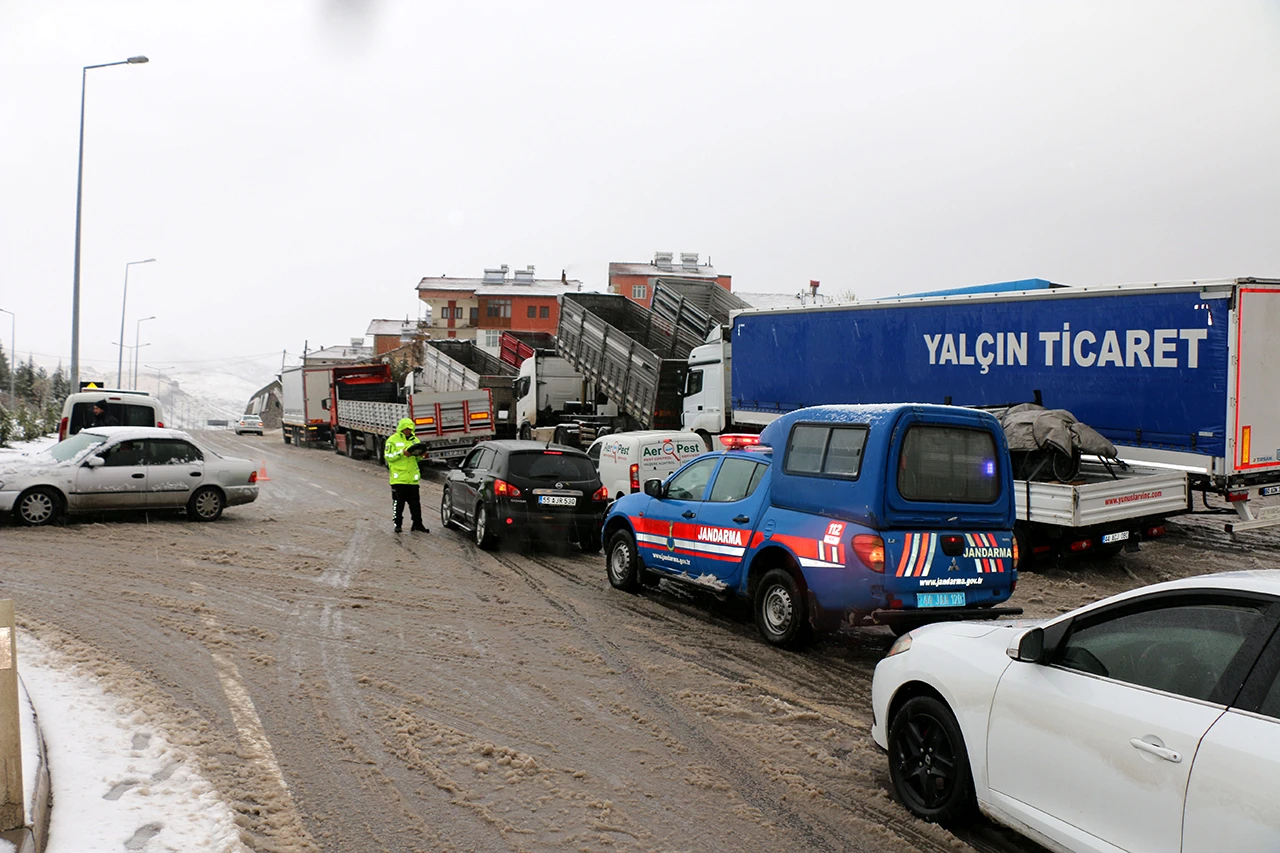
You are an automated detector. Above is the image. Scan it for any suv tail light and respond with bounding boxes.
[1012,535,1020,568]
[156,421,164,428]
[592,485,610,502]
[629,463,639,492]
[852,534,885,573]
[493,479,522,498]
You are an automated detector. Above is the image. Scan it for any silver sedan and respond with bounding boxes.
[0,427,259,525]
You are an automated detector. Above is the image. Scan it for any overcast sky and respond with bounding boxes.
[2,1,1277,388]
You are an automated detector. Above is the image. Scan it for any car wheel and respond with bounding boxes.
[474,502,499,550]
[578,520,603,554]
[887,695,976,825]
[754,568,811,648]
[188,486,225,522]
[440,488,459,530]
[15,487,62,526]
[606,529,640,591]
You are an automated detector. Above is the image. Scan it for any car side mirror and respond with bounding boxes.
[643,478,664,498]
[1007,627,1045,663]
[86,455,105,468]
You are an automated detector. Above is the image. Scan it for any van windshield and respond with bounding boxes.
[508,451,597,482]
[47,431,108,462]
[897,425,1000,503]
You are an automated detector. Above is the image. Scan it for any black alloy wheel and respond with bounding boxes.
[887,695,975,825]
[474,502,499,550]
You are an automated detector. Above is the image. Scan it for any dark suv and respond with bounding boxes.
[441,441,609,551]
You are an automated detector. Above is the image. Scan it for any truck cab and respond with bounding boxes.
[601,403,1021,647]
[513,352,585,439]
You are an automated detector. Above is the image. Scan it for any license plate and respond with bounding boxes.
[538,496,576,506]
[1263,486,1280,497]
[917,592,966,608]
[1101,531,1130,544]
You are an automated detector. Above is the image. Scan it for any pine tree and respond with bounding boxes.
[17,356,36,402]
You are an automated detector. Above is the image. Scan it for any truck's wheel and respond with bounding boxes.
[606,529,640,591]
[519,424,532,441]
[887,695,976,825]
[283,429,292,445]
[695,430,712,451]
[474,503,499,550]
[754,568,811,649]
[1013,525,1034,571]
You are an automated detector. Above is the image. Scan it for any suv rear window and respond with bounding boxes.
[897,425,1000,503]
[784,424,869,479]
[70,401,157,435]
[508,451,597,482]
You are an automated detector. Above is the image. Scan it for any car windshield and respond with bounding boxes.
[508,451,597,481]
[46,431,108,462]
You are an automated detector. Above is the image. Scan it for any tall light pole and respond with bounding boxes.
[0,308,13,402]
[133,315,156,388]
[144,364,173,400]
[70,55,149,392]
[116,257,155,386]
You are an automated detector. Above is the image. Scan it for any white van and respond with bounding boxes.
[586,431,709,500]
[59,388,166,441]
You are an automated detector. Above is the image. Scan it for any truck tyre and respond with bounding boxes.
[577,520,603,554]
[15,487,62,526]
[606,529,641,591]
[474,503,499,550]
[695,430,712,452]
[519,423,532,441]
[283,429,291,445]
[887,695,976,825]
[1013,524,1034,571]
[754,568,811,649]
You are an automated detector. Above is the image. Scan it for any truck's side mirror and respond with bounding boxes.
[1006,627,1044,663]
[321,398,331,411]
[643,478,664,498]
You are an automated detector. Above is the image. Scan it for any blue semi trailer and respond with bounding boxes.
[679,277,1280,548]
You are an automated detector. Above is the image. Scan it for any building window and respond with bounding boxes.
[469,307,479,325]
[632,284,647,300]
[527,305,538,319]
[486,299,512,319]
[483,330,502,348]
[539,305,550,319]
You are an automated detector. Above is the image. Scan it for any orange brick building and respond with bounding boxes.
[609,252,731,308]
[417,266,581,351]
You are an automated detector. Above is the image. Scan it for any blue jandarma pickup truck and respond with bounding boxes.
[601,404,1022,647]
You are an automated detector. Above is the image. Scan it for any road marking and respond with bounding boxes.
[191,582,314,847]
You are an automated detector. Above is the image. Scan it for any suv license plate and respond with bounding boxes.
[917,592,965,608]
[1101,531,1130,544]
[538,496,576,506]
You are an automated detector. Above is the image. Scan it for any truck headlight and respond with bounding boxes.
[885,633,913,658]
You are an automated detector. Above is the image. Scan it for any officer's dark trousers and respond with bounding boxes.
[391,484,423,529]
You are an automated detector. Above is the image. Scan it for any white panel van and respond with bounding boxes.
[586,431,709,500]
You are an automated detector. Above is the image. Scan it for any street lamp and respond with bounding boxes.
[70,55,149,391]
[133,315,156,388]
[144,364,173,400]
[0,308,13,401]
[117,258,155,386]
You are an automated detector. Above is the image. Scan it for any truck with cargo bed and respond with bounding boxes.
[686,277,1280,552]
[281,365,335,447]
[328,363,496,463]
[416,339,518,438]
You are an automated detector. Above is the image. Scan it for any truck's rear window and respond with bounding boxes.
[784,424,868,479]
[509,451,597,482]
[897,426,1000,503]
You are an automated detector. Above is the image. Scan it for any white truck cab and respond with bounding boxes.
[513,352,587,439]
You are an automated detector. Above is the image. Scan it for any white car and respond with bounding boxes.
[871,570,1280,853]
[0,427,259,525]
[235,415,264,435]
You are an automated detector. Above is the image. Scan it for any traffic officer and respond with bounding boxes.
[385,417,428,533]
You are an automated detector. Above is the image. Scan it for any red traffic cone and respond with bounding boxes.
[256,461,271,481]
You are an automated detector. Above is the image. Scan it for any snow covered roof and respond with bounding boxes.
[305,344,373,363]
[736,291,839,310]
[609,261,722,279]
[417,273,582,297]
[366,319,418,336]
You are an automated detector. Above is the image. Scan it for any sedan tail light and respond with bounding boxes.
[249,471,258,484]
[493,478,522,498]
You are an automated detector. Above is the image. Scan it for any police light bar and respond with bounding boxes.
[719,434,761,449]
